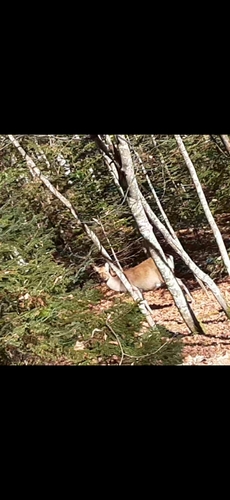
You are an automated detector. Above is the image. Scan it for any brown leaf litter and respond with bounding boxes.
[93,279,230,365]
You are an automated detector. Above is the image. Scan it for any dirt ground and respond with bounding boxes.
[94,277,230,365]
[92,215,230,365]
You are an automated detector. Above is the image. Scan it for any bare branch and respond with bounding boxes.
[141,194,229,314]
[116,135,205,335]
[175,134,230,277]
[220,135,230,155]
[8,134,155,329]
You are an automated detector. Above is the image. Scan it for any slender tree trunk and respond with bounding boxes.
[175,134,230,277]
[141,195,230,316]
[116,135,205,335]
[91,134,229,317]
[220,135,230,155]
[128,139,207,297]
[209,135,227,156]
[129,138,176,237]
[8,134,155,329]
[101,136,124,198]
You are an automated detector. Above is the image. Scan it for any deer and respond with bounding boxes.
[93,255,193,301]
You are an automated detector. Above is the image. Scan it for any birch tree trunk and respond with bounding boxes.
[115,135,205,335]
[220,135,230,155]
[128,137,207,298]
[175,134,230,277]
[92,134,229,317]
[8,134,155,329]
[100,135,124,198]
[141,195,230,316]
[129,138,175,237]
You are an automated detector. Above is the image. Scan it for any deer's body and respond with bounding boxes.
[94,256,174,293]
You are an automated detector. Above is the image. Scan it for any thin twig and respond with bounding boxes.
[105,317,124,365]
[92,217,123,271]
[8,134,156,328]
[105,315,178,365]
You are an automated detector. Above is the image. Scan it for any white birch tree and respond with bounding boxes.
[175,135,230,277]
[93,134,206,334]
[8,134,155,329]
[92,135,229,318]
[220,135,230,155]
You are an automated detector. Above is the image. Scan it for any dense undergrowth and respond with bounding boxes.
[0,134,229,364]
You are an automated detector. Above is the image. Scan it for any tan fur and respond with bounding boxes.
[94,256,174,293]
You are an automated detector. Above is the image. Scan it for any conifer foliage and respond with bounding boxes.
[1,134,230,364]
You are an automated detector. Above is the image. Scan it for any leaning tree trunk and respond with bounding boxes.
[128,136,207,298]
[220,135,230,155]
[175,134,230,277]
[115,135,205,335]
[129,138,176,237]
[141,195,230,316]
[8,134,155,329]
[92,134,230,318]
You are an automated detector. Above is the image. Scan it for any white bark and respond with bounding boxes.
[175,135,230,277]
[141,194,229,315]
[103,136,124,197]
[220,135,230,155]
[130,138,176,238]
[8,134,155,329]
[102,152,124,198]
[209,135,227,156]
[116,135,205,335]
[92,134,229,316]
[129,141,208,297]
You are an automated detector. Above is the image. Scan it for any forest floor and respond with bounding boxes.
[95,279,230,365]
[93,213,230,365]
[141,280,230,365]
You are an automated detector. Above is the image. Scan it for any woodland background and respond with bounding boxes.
[1,134,230,365]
